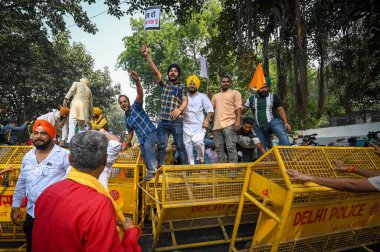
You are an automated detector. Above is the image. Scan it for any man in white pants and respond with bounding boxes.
[63,77,94,143]
[37,107,70,145]
[183,75,213,164]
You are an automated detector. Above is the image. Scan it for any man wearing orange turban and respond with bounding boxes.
[11,119,70,252]
[242,74,291,155]
[37,107,70,145]
[183,75,214,164]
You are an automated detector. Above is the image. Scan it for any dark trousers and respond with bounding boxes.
[23,213,34,252]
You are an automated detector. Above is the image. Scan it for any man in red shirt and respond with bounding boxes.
[32,131,141,252]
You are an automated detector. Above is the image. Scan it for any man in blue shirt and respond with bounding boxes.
[118,70,157,181]
[1,119,29,145]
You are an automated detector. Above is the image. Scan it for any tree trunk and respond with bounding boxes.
[263,22,270,76]
[294,0,308,127]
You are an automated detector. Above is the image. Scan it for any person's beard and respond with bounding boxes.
[221,85,229,91]
[188,88,197,94]
[258,90,268,97]
[34,138,53,150]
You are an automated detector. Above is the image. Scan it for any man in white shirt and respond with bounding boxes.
[37,107,70,145]
[11,120,70,252]
[183,75,214,164]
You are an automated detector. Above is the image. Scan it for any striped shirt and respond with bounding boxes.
[125,101,156,144]
[245,93,282,127]
[159,78,186,120]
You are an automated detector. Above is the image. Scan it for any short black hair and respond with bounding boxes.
[167,63,181,76]
[118,95,129,103]
[221,74,232,81]
[243,117,254,126]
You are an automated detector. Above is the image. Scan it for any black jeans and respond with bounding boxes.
[23,213,34,252]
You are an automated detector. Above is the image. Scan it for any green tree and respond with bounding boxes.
[0,33,120,130]
[0,0,124,122]
[118,1,222,116]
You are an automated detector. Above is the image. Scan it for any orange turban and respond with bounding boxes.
[59,106,70,116]
[33,120,56,139]
[249,63,266,90]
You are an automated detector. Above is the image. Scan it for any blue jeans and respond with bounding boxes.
[140,130,158,174]
[1,124,27,145]
[254,118,290,151]
[157,120,187,166]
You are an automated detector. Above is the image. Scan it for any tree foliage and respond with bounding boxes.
[1,0,379,134]
[118,1,223,117]
[120,0,380,129]
[0,1,121,132]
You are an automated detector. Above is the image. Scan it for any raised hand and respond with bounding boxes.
[130,70,140,82]
[141,44,148,58]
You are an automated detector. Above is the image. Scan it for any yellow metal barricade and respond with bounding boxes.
[0,145,143,247]
[0,146,32,246]
[108,147,142,225]
[146,163,258,251]
[230,146,380,252]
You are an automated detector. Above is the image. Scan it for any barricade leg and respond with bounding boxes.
[229,168,253,252]
[151,207,166,252]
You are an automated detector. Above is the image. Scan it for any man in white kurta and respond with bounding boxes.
[63,78,94,143]
[183,75,214,164]
[37,107,70,145]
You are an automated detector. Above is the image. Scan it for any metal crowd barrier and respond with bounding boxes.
[230,146,380,252]
[145,163,258,251]
[0,146,32,243]
[0,145,142,246]
[108,147,142,225]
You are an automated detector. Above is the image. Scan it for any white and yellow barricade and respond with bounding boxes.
[146,163,258,251]
[0,145,143,247]
[230,146,380,252]
[0,146,32,243]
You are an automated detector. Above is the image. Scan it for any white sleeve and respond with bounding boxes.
[98,140,121,190]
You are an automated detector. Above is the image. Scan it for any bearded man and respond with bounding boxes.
[242,77,291,151]
[183,75,213,164]
[11,120,70,252]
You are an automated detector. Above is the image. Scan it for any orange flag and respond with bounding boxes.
[249,63,266,90]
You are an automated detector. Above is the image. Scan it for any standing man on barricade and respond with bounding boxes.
[212,75,242,163]
[118,70,157,181]
[142,44,188,166]
[242,76,291,150]
[37,107,70,146]
[63,77,94,143]
[11,120,70,252]
[183,75,213,164]
[32,131,141,252]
